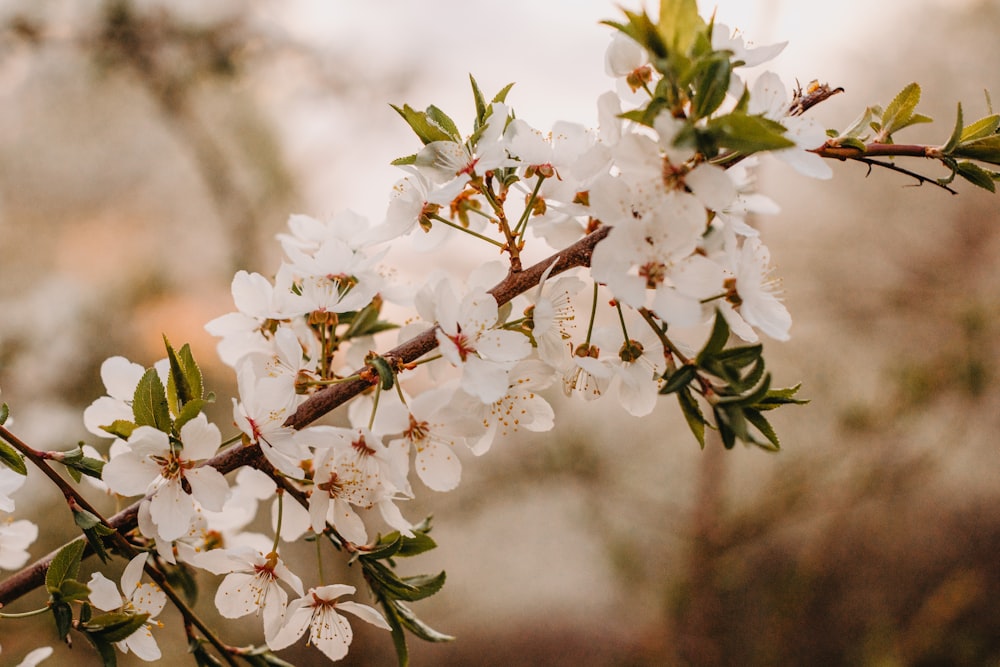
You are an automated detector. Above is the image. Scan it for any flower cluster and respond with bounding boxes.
[10,1,981,664]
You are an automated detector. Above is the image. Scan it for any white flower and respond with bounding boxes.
[83,356,145,438]
[0,517,38,570]
[305,425,412,544]
[101,416,230,543]
[449,360,556,456]
[0,467,26,513]
[721,236,792,341]
[526,267,586,371]
[389,385,476,492]
[232,361,308,478]
[267,584,391,661]
[749,71,832,179]
[87,554,167,662]
[711,23,787,95]
[11,647,54,667]
[199,547,303,643]
[417,278,531,404]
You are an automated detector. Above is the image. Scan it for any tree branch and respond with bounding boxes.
[0,224,611,607]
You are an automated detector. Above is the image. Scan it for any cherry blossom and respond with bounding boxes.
[267,584,391,661]
[196,547,303,643]
[101,415,230,543]
[0,516,38,571]
[87,554,167,662]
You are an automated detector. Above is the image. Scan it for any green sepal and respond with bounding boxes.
[660,364,697,395]
[956,160,997,192]
[101,419,137,440]
[0,437,27,475]
[46,539,86,593]
[677,387,707,448]
[392,599,455,643]
[390,104,455,146]
[132,368,171,432]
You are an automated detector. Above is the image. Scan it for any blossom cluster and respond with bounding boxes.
[0,6,851,665]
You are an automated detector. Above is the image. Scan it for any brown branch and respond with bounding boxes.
[0,224,611,607]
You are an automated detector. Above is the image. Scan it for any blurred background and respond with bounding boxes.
[1,0,998,665]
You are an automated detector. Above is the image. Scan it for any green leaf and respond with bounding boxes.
[706,112,795,154]
[81,630,119,667]
[87,612,150,642]
[395,531,438,558]
[132,368,170,432]
[942,103,964,153]
[60,447,105,482]
[837,137,868,152]
[52,601,74,644]
[713,343,763,370]
[744,408,781,451]
[960,113,1000,143]
[755,383,809,409]
[380,594,410,667]
[426,105,462,143]
[677,387,706,448]
[470,74,487,129]
[390,104,454,146]
[0,437,27,475]
[0,402,8,425]
[165,340,203,417]
[696,311,730,364]
[101,419,137,440]
[46,539,86,593]
[880,82,921,137]
[74,507,114,562]
[836,106,876,142]
[658,0,705,53]
[391,153,418,166]
[660,364,697,395]
[956,161,997,192]
[59,578,93,603]
[392,600,455,643]
[689,55,731,120]
[951,134,1000,166]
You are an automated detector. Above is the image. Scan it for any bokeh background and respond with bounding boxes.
[1,0,999,665]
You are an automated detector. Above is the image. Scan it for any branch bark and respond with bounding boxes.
[0,224,611,607]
